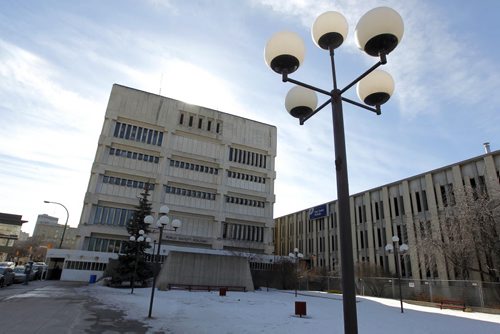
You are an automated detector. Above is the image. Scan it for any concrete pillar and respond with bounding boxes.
[425,173,448,280]
[402,181,420,279]
[382,187,396,273]
[364,192,376,265]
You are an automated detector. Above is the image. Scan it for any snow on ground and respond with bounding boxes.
[86,285,500,334]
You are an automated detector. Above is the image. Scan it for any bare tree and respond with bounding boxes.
[419,186,500,281]
[355,262,391,297]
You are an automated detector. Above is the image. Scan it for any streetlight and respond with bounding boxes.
[264,6,404,334]
[385,235,409,313]
[43,200,69,248]
[129,229,151,294]
[144,205,182,318]
[288,247,304,297]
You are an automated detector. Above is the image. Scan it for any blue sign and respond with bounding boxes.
[309,204,328,220]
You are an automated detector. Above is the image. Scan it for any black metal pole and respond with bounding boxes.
[148,225,164,318]
[331,90,358,334]
[395,244,404,313]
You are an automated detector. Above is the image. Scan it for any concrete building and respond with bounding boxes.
[0,213,26,261]
[33,214,78,250]
[47,84,277,282]
[274,149,500,281]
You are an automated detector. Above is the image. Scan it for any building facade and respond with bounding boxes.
[75,84,277,258]
[33,214,78,250]
[274,150,500,281]
[0,213,26,261]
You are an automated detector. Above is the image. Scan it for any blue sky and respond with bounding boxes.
[1,0,499,235]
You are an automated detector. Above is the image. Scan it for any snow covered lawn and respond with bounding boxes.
[87,286,500,333]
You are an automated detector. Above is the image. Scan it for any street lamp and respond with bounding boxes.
[43,200,69,248]
[265,6,403,334]
[385,235,409,313]
[288,247,304,297]
[144,205,182,318]
[129,229,151,294]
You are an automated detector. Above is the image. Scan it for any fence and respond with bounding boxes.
[297,276,500,309]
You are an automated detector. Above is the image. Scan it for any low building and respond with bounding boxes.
[0,213,26,261]
[274,149,500,281]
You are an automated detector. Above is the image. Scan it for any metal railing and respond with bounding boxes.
[297,276,500,309]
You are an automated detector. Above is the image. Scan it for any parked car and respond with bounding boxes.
[14,265,36,281]
[0,267,15,287]
[32,262,48,280]
[0,261,15,269]
[12,266,27,283]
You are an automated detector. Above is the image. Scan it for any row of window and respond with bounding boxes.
[169,159,219,175]
[229,147,267,168]
[227,171,265,184]
[64,260,107,272]
[91,205,135,226]
[102,175,155,190]
[109,147,160,164]
[83,236,127,253]
[179,112,222,134]
[225,196,265,208]
[222,223,264,242]
[165,185,216,200]
[113,121,163,146]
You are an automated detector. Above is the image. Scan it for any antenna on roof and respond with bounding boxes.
[159,73,163,96]
[483,142,491,154]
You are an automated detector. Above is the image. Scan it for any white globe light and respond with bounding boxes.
[285,86,318,118]
[139,229,145,235]
[385,244,394,252]
[392,235,400,242]
[265,31,305,74]
[159,205,170,214]
[312,11,348,50]
[355,7,404,57]
[171,219,182,229]
[130,236,136,241]
[159,215,170,226]
[137,236,144,242]
[289,253,294,258]
[144,215,154,225]
[356,70,394,106]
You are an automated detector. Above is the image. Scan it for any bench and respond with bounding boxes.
[167,283,246,292]
[438,299,466,311]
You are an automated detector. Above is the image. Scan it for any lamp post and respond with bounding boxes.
[144,205,182,318]
[43,200,69,249]
[385,235,409,313]
[264,7,404,334]
[288,248,304,297]
[129,230,151,294]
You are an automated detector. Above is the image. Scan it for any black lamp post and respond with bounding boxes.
[43,200,69,248]
[264,7,404,334]
[385,235,409,313]
[129,229,151,294]
[144,205,182,318]
[288,247,303,297]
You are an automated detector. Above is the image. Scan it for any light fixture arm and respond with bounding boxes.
[282,73,331,96]
[339,53,386,95]
[300,98,332,125]
[341,97,380,114]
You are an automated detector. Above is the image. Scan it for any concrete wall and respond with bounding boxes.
[156,252,254,291]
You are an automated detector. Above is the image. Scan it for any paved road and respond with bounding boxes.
[0,280,151,333]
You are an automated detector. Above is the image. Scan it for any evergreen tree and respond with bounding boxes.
[110,184,154,286]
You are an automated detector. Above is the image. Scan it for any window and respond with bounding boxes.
[189,116,193,127]
[198,118,203,129]
[216,122,221,133]
[179,113,184,124]
[207,120,212,131]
